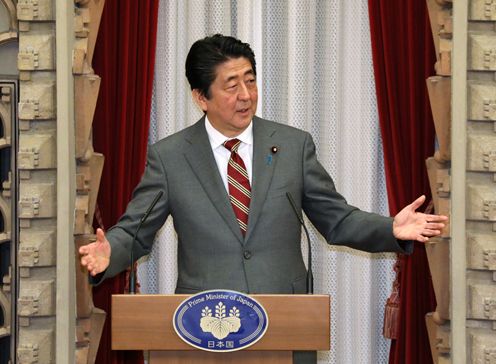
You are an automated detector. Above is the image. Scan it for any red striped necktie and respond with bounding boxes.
[223,139,251,236]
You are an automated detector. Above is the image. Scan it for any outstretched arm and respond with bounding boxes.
[79,228,111,276]
[393,195,448,243]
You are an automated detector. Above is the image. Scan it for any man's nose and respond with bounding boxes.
[238,82,250,100]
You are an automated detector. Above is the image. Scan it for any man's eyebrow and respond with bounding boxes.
[225,69,255,83]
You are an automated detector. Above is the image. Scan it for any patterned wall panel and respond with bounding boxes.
[427,0,496,361]
[0,80,16,364]
[15,0,57,362]
[425,1,454,362]
[0,1,18,363]
[427,0,496,363]
[73,1,106,363]
[1,0,108,362]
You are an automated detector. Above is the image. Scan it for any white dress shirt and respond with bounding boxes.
[204,116,253,192]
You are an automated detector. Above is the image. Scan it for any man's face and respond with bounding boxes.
[193,57,258,137]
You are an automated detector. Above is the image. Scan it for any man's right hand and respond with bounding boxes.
[79,228,111,276]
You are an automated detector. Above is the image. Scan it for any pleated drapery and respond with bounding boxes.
[368,1,438,363]
[91,0,159,363]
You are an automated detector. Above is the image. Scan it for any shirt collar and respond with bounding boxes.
[205,115,253,149]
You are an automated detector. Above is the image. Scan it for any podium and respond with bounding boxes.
[112,294,330,363]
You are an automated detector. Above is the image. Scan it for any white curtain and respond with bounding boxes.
[138,1,396,363]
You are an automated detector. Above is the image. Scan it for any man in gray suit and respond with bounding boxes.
[79,34,446,362]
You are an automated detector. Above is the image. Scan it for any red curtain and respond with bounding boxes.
[368,1,437,363]
[91,0,159,362]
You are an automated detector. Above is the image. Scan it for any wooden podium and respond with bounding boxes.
[112,294,330,363]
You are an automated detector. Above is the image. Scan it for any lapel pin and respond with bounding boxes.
[266,154,272,165]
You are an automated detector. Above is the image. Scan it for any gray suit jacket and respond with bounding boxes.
[98,116,411,293]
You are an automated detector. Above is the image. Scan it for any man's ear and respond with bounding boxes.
[192,89,208,112]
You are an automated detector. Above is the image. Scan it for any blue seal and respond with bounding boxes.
[173,290,269,352]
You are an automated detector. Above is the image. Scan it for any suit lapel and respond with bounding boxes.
[183,118,244,244]
[245,117,277,241]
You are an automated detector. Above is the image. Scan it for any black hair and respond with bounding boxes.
[185,34,256,99]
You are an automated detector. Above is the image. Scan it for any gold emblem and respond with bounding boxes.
[200,302,241,340]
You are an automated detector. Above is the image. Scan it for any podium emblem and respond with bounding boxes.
[173,290,269,352]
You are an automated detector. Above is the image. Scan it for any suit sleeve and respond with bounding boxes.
[91,144,170,285]
[301,133,412,254]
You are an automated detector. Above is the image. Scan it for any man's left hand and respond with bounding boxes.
[393,195,448,243]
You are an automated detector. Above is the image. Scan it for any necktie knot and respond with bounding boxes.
[223,139,241,153]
